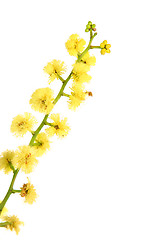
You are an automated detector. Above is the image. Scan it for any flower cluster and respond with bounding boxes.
[20,179,38,204]
[12,146,38,174]
[29,87,54,114]
[0,150,15,174]
[10,112,37,137]
[0,21,111,235]
[100,40,111,55]
[1,215,24,235]
[65,34,86,56]
[45,114,70,138]
[44,60,67,84]
[32,132,50,157]
[66,51,96,110]
[85,21,96,32]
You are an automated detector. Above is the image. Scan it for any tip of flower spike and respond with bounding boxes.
[85,21,96,32]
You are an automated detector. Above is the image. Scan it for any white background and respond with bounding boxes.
[0,0,157,239]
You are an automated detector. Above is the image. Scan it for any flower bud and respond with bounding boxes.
[101,49,106,55]
[106,49,111,53]
[106,44,111,49]
[100,43,105,49]
[87,24,91,29]
[103,40,107,45]
[88,21,92,26]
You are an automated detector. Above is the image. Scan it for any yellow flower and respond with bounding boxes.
[65,34,86,56]
[12,146,38,174]
[100,40,111,55]
[0,150,15,174]
[20,179,37,204]
[81,52,96,67]
[10,112,37,137]
[0,201,8,216]
[1,215,24,235]
[73,62,90,73]
[32,132,50,157]
[68,84,87,111]
[29,88,54,114]
[44,59,67,84]
[45,114,70,138]
[72,62,91,85]
[72,72,91,85]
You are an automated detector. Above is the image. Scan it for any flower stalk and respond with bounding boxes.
[0,21,111,234]
[0,222,10,227]
[0,169,19,215]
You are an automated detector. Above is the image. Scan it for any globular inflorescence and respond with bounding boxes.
[0,21,111,235]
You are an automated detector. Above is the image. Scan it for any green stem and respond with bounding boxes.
[0,169,19,215]
[31,142,41,147]
[44,121,55,127]
[77,32,97,62]
[90,29,93,39]
[29,114,49,146]
[53,72,72,105]
[56,73,65,83]
[12,189,22,193]
[0,222,10,227]
[90,45,101,49]
[62,92,70,98]
[8,162,15,172]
